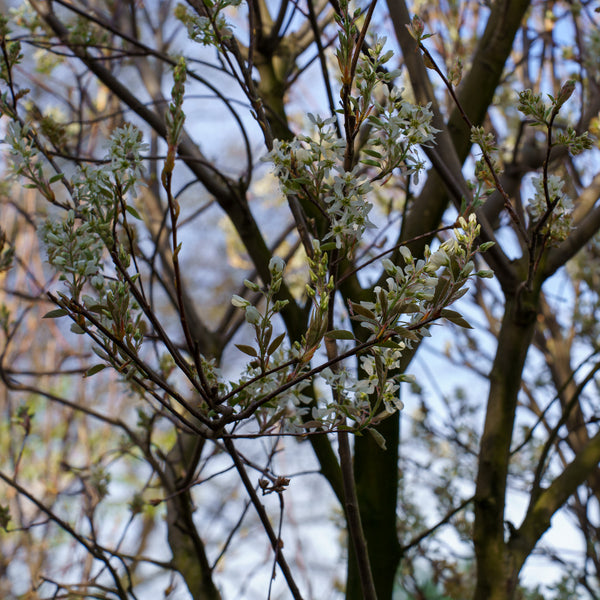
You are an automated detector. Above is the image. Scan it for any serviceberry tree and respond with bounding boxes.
[0,1,600,600]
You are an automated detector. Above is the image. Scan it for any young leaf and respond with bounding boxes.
[325,329,355,340]
[440,309,473,329]
[349,301,377,320]
[84,364,106,377]
[267,332,286,355]
[235,343,258,357]
[49,173,64,183]
[43,308,68,319]
[125,205,142,220]
[374,339,405,349]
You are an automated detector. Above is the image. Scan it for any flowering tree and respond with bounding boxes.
[0,1,600,600]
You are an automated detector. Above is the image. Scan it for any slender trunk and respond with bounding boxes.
[473,291,538,600]
[347,414,402,600]
[164,433,222,600]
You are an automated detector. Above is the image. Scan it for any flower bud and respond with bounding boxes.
[244,306,262,325]
[231,294,250,308]
[269,256,285,275]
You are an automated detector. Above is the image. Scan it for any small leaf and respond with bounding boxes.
[361,159,381,167]
[325,329,355,340]
[431,277,451,304]
[70,323,85,334]
[377,288,389,319]
[43,308,68,319]
[390,302,421,318]
[235,343,258,357]
[374,339,404,349]
[125,205,142,220]
[49,173,64,183]
[349,301,377,320]
[450,285,470,301]
[267,332,286,355]
[84,364,106,377]
[86,304,108,315]
[301,420,324,429]
[391,326,419,340]
[478,241,495,252]
[319,242,338,252]
[92,346,109,360]
[362,148,383,159]
[440,308,473,329]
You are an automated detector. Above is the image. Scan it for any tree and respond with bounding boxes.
[0,1,600,599]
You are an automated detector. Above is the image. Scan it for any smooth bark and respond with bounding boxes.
[473,290,539,600]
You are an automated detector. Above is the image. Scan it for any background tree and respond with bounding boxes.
[0,1,600,600]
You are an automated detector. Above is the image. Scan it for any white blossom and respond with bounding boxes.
[528,174,573,242]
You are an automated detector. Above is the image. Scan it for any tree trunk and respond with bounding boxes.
[473,291,539,600]
[346,414,402,600]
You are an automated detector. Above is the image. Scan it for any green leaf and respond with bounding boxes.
[70,323,85,334]
[377,288,389,319]
[374,339,404,349]
[235,343,258,357]
[49,173,64,183]
[84,364,106,377]
[361,159,381,167]
[389,302,421,320]
[92,346,109,360]
[125,204,142,220]
[325,329,355,340]
[301,420,324,429]
[86,304,108,315]
[43,308,68,319]
[431,277,451,305]
[267,332,286,355]
[440,308,473,329]
[450,285,470,302]
[362,148,383,159]
[319,242,338,252]
[391,326,419,340]
[349,301,377,320]
[478,241,496,252]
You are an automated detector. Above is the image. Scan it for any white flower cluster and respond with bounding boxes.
[40,124,147,298]
[227,352,312,433]
[267,84,438,249]
[360,244,441,330]
[325,169,375,248]
[528,174,573,242]
[357,350,410,414]
[354,214,490,339]
[366,85,438,183]
[268,114,375,249]
[313,366,370,428]
[226,215,489,430]
[308,345,413,428]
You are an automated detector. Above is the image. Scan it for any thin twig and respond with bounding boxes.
[223,438,304,600]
